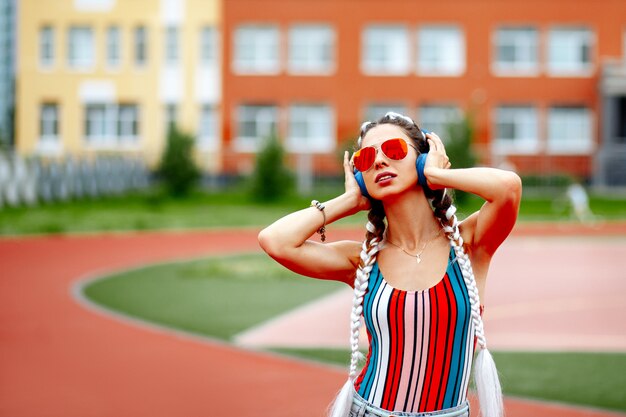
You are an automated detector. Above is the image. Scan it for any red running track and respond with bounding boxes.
[1,225,625,417]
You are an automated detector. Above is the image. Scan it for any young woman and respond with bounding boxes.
[258,112,521,417]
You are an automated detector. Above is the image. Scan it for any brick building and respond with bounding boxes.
[222,0,626,185]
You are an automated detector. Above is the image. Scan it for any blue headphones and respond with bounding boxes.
[354,129,431,198]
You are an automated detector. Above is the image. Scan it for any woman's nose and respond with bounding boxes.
[372,148,388,168]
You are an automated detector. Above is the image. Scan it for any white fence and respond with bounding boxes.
[0,152,151,209]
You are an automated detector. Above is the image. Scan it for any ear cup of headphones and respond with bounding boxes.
[417,128,432,191]
[354,169,370,198]
[416,153,429,189]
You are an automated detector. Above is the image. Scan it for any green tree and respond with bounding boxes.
[444,114,478,203]
[157,126,201,197]
[250,135,294,202]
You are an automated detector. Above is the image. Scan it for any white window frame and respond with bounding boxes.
[362,25,410,75]
[287,24,335,75]
[235,104,279,151]
[286,104,334,153]
[416,25,465,76]
[85,104,115,145]
[134,26,148,67]
[492,27,539,76]
[39,26,54,68]
[493,105,540,154]
[165,103,178,131]
[198,104,219,150]
[106,26,121,68]
[233,25,281,75]
[364,104,409,122]
[117,104,139,141]
[547,106,594,154]
[200,26,218,67]
[38,103,60,153]
[164,25,179,66]
[547,27,594,76]
[84,103,140,148]
[418,105,462,138]
[68,26,95,70]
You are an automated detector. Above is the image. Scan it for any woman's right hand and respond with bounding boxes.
[343,151,371,213]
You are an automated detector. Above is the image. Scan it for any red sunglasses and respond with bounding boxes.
[353,138,417,172]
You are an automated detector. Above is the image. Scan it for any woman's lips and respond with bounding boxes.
[375,172,397,184]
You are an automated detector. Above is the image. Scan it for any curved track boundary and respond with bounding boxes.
[1,226,624,416]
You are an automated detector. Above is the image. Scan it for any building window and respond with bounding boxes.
[200,26,217,66]
[362,25,410,75]
[39,103,59,146]
[165,103,178,131]
[417,26,465,76]
[288,24,334,75]
[198,104,218,150]
[493,105,539,154]
[85,103,140,146]
[134,26,148,66]
[106,26,121,68]
[418,105,462,138]
[235,104,278,151]
[364,104,409,122]
[165,26,179,65]
[68,26,94,69]
[118,104,139,140]
[85,104,113,142]
[493,27,538,75]
[547,27,593,75]
[547,106,593,154]
[39,26,54,68]
[233,25,280,74]
[287,104,334,153]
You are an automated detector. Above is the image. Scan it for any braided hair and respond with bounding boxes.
[328,112,503,417]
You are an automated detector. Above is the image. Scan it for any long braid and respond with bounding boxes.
[432,190,503,417]
[328,203,385,417]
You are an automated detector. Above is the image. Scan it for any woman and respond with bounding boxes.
[258,112,521,417]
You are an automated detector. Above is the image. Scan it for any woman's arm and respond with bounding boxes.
[423,133,522,258]
[257,152,369,285]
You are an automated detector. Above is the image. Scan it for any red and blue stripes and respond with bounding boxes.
[354,246,475,413]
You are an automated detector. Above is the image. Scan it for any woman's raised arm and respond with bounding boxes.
[257,152,370,285]
[423,133,522,257]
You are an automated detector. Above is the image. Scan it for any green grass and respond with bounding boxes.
[2,184,626,236]
[82,254,626,413]
[83,253,343,340]
[0,187,366,236]
[493,351,626,412]
[270,348,626,412]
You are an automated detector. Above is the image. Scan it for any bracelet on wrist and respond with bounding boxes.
[310,200,326,242]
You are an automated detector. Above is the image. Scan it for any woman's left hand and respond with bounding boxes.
[424,132,452,190]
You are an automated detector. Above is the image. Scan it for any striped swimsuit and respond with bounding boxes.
[354,245,476,413]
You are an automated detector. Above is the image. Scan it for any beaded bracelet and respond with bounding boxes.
[310,200,326,242]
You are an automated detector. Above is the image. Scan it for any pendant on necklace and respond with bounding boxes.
[416,255,422,264]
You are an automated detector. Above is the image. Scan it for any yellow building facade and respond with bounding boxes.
[16,0,221,172]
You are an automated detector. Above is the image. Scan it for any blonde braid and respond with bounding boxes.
[441,204,503,417]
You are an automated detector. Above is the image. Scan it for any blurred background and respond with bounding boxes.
[1,1,626,416]
[1,0,626,209]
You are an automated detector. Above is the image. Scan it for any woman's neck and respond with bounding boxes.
[383,189,441,251]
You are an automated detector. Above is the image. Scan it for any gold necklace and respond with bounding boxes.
[386,229,441,265]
